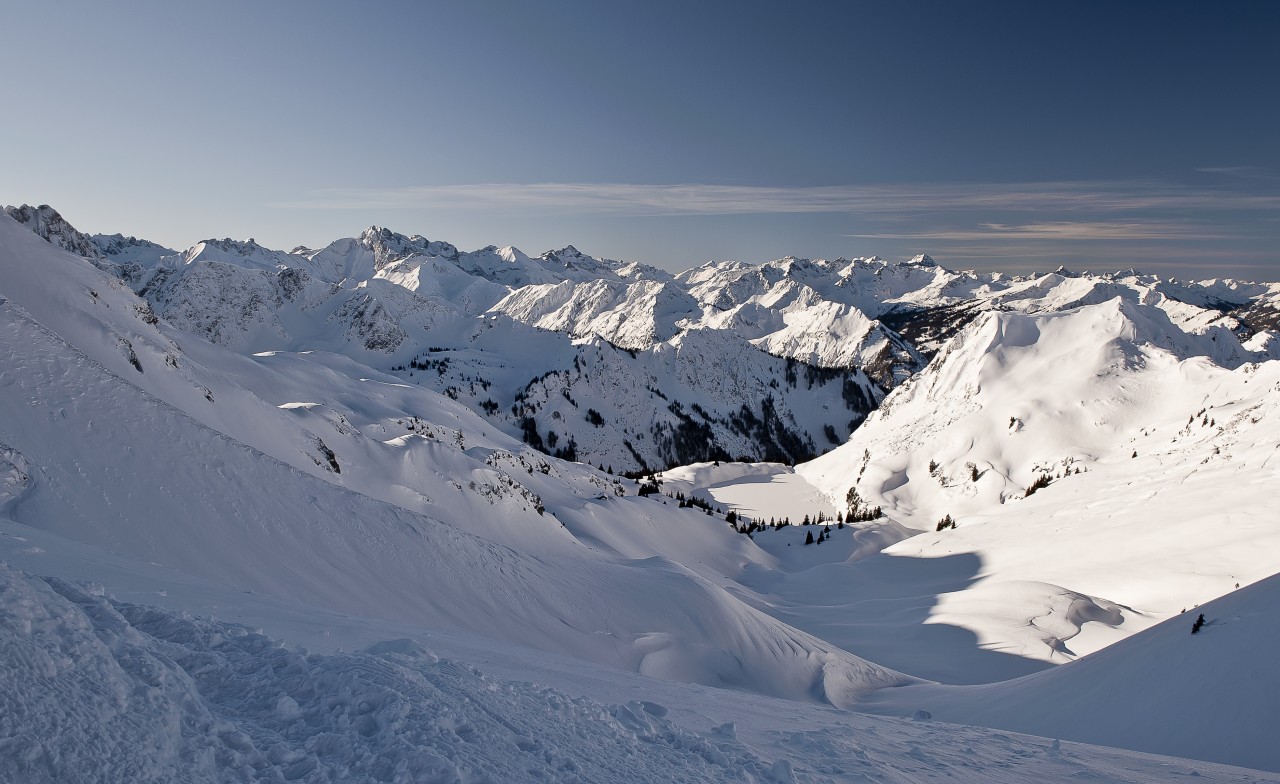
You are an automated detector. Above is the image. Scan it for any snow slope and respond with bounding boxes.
[646,296,1280,772]
[0,212,910,708]
[795,299,1280,667]
[863,573,1280,772]
[0,561,843,784]
[6,561,1273,784]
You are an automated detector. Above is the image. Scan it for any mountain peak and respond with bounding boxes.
[359,225,458,269]
[542,245,588,263]
[3,203,105,260]
[197,237,269,255]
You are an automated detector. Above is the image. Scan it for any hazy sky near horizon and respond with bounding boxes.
[4,1,1279,278]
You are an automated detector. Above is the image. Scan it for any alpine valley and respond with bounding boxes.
[3,203,1280,782]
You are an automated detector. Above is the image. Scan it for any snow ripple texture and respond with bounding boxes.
[0,563,788,784]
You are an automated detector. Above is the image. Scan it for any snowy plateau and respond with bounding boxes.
[2,202,1280,782]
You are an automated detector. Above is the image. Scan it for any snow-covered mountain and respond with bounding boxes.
[5,203,1280,778]
[19,202,1275,477]
[490,277,698,350]
[0,212,912,707]
[46,211,880,472]
[793,295,1280,670]
[3,203,110,262]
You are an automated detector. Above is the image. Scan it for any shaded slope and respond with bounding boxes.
[863,574,1280,772]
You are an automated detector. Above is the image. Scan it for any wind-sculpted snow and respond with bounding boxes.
[0,332,907,709]
[6,563,1267,784]
[0,564,806,783]
[0,446,29,515]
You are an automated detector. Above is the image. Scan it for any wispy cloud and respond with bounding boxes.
[1194,166,1275,180]
[846,220,1223,242]
[932,243,1275,263]
[278,180,1280,216]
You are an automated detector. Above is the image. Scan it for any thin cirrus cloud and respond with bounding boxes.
[278,180,1280,216]
[1194,166,1276,180]
[846,221,1224,242]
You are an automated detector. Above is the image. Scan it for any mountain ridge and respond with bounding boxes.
[9,202,1278,473]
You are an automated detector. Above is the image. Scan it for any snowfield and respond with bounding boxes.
[3,204,1280,779]
[7,560,1275,783]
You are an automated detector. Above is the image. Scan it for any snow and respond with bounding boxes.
[4,559,1276,783]
[0,562,802,783]
[5,205,1280,778]
[659,462,838,522]
[0,213,912,710]
[87,218,883,473]
[791,298,1280,671]
[491,277,700,350]
[861,572,1280,772]
[3,204,107,262]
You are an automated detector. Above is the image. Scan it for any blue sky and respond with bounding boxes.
[4,1,1278,278]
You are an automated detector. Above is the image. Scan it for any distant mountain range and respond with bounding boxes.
[9,202,1278,474]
